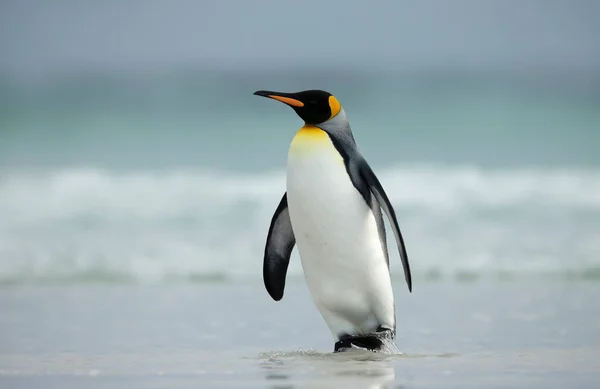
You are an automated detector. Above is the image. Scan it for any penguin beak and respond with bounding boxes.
[254,90,305,108]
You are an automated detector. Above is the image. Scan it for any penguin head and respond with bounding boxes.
[254,89,342,125]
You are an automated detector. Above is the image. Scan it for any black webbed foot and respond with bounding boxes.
[334,328,395,352]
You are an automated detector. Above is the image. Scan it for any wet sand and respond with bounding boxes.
[1,281,599,388]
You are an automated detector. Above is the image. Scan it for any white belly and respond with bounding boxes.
[286,126,395,339]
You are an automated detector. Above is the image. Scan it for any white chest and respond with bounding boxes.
[285,126,384,278]
[286,126,362,246]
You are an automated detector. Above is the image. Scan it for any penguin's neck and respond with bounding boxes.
[317,108,349,133]
[288,125,340,159]
[286,122,347,213]
[295,124,328,140]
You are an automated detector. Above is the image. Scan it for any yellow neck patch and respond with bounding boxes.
[289,125,344,163]
[289,125,329,154]
[328,95,341,119]
[293,125,328,141]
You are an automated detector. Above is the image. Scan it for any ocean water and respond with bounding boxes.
[1,68,600,285]
[1,68,600,387]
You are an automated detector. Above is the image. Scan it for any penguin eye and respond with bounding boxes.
[309,100,317,105]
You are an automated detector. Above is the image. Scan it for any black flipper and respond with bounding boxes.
[370,194,389,267]
[357,158,412,292]
[263,193,296,301]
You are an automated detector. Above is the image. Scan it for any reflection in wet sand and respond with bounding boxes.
[260,349,396,389]
[257,346,600,388]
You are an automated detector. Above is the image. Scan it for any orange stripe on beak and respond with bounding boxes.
[268,95,305,107]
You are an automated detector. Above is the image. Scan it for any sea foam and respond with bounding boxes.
[1,165,599,284]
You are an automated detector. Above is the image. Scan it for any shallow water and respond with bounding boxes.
[0,281,598,388]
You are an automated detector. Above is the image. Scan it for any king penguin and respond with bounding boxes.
[254,89,412,353]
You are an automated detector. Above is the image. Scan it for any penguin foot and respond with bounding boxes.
[334,328,395,353]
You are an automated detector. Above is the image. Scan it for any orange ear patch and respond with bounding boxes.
[328,95,341,118]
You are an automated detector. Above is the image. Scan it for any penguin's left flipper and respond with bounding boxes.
[355,156,412,292]
[263,192,296,301]
[326,132,412,292]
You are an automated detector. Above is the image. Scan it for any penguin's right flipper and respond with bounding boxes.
[263,192,296,301]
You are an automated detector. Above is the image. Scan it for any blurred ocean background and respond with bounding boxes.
[1,0,599,286]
